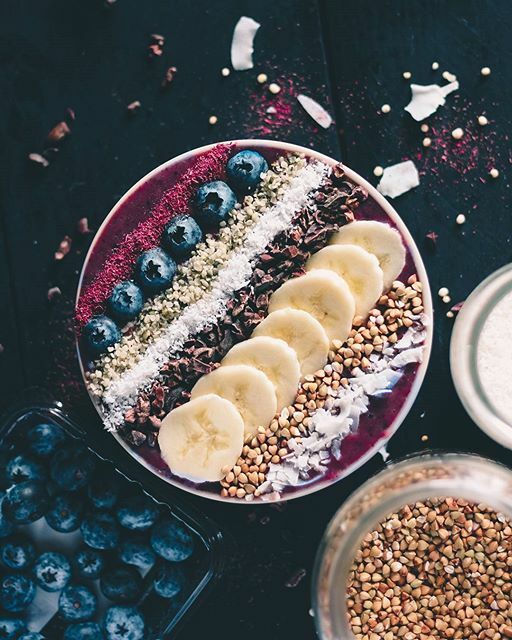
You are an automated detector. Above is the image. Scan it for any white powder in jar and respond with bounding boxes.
[476,289,512,423]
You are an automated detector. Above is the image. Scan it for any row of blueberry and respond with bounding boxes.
[0,422,195,640]
[83,150,269,357]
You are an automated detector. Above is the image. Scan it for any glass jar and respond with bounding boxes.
[450,263,512,449]
[311,453,512,640]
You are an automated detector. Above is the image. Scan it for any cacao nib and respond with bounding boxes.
[127,430,146,447]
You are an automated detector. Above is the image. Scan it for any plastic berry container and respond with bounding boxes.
[0,399,227,639]
[311,452,512,640]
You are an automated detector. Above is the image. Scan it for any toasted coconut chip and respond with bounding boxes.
[404,81,459,121]
[297,94,333,129]
[377,160,420,198]
[230,16,260,71]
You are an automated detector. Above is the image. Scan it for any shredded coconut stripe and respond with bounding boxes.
[100,160,330,430]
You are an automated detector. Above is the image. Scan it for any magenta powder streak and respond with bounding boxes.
[76,144,232,328]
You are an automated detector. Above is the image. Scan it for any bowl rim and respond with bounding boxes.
[76,138,434,505]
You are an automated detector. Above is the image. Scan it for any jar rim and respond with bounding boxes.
[311,452,512,640]
[450,263,512,450]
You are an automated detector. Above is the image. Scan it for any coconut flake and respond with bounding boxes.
[404,81,459,121]
[230,16,260,71]
[377,160,420,198]
[297,94,333,129]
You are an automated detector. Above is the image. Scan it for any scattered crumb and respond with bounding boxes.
[285,568,307,588]
[54,235,72,260]
[442,295,451,304]
[148,34,165,58]
[28,153,49,168]
[269,82,281,94]
[126,100,141,112]
[221,67,230,77]
[403,71,412,80]
[208,115,218,125]
[381,103,391,114]
[451,127,464,140]
[77,218,91,234]
[489,167,499,178]
[47,121,71,144]
[420,124,429,133]
[257,73,268,84]
[438,287,449,298]
[162,66,177,88]
[422,137,432,148]
[481,66,491,77]
[477,115,488,126]
[426,231,439,246]
[446,311,455,318]
[421,434,429,442]
[47,286,62,302]
[0,344,4,355]
[66,107,76,121]
[373,166,384,177]
[456,213,466,225]
[432,62,439,70]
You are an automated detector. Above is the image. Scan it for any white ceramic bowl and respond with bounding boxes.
[77,139,433,503]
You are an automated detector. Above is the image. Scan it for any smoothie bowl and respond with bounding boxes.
[76,140,433,503]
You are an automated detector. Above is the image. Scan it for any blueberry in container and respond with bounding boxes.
[0,400,227,639]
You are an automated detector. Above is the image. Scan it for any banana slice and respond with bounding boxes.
[330,220,406,290]
[190,365,277,438]
[268,270,355,342]
[252,309,330,377]
[306,244,384,317]
[221,336,301,409]
[158,394,244,483]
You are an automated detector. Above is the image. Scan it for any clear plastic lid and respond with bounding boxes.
[450,263,512,450]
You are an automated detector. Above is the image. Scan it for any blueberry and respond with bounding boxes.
[0,618,26,640]
[116,494,159,531]
[103,606,145,640]
[59,584,97,622]
[87,467,121,510]
[33,552,71,592]
[45,492,83,532]
[27,422,66,457]
[6,454,46,484]
[100,565,142,603]
[81,512,120,550]
[0,574,36,612]
[0,493,14,538]
[162,215,203,261]
[195,180,236,226]
[118,537,156,570]
[83,316,121,356]
[135,248,176,294]
[0,536,36,570]
[153,562,185,598]
[50,444,96,492]
[150,516,194,562]
[2,481,49,524]
[18,633,46,640]
[226,150,268,192]
[72,547,105,580]
[64,622,104,640]
[108,281,144,323]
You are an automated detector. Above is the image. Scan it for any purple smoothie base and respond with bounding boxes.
[78,142,427,500]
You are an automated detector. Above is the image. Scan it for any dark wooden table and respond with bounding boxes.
[1,1,511,638]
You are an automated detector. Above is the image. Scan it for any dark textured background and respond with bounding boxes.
[1,1,511,638]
